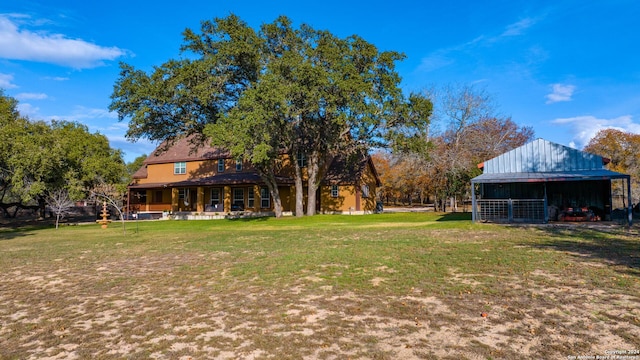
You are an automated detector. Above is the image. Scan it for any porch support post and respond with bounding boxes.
[543,183,548,223]
[627,176,633,227]
[146,190,153,212]
[223,186,231,213]
[197,187,204,212]
[171,188,179,212]
[253,185,260,212]
[471,181,477,222]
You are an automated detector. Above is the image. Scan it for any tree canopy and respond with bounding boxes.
[0,90,127,218]
[110,14,431,216]
[585,128,640,201]
[385,85,534,210]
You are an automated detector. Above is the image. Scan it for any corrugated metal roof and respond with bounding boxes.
[481,138,604,174]
[472,138,630,183]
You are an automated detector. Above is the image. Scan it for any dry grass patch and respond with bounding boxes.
[1,213,639,359]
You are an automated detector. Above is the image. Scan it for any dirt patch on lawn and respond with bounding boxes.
[1,249,639,360]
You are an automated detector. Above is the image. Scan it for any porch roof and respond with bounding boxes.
[128,173,294,189]
[471,169,630,184]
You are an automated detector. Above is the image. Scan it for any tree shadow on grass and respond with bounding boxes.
[226,216,270,223]
[435,212,472,221]
[0,228,37,241]
[525,224,640,277]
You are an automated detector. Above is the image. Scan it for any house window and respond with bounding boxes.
[178,189,186,200]
[218,159,225,172]
[331,185,339,198]
[233,188,244,210]
[260,187,270,208]
[132,191,147,204]
[297,152,307,167]
[210,188,220,205]
[247,187,255,208]
[361,185,370,198]
[236,159,243,171]
[154,191,162,203]
[174,161,186,174]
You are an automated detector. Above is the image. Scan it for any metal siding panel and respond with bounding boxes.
[514,146,522,172]
[542,140,552,171]
[543,143,555,171]
[555,142,566,171]
[572,148,579,171]
[564,147,572,170]
[519,143,526,172]
[535,139,543,171]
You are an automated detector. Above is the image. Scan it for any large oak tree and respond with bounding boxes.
[111,14,431,216]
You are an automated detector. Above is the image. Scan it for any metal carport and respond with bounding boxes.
[471,139,632,225]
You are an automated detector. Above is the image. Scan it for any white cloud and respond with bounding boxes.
[44,76,70,81]
[16,102,39,117]
[0,14,127,69]
[546,83,576,104]
[418,53,455,72]
[0,73,17,89]
[16,92,47,100]
[500,18,536,37]
[552,115,640,148]
[417,16,539,74]
[47,105,118,123]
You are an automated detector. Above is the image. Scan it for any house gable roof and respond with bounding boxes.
[324,153,382,186]
[143,136,230,165]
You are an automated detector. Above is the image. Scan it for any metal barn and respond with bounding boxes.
[471,139,632,225]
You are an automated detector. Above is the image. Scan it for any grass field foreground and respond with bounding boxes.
[1,213,639,359]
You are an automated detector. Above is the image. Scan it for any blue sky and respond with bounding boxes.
[1,0,639,162]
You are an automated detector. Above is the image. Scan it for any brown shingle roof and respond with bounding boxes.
[131,165,148,179]
[323,154,381,186]
[144,136,230,165]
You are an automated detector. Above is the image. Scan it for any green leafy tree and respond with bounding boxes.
[126,154,147,176]
[0,91,128,218]
[111,15,431,216]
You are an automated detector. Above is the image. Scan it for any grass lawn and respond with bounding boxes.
[1,212,639,359]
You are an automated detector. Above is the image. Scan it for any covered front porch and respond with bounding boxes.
[127,173,295,218]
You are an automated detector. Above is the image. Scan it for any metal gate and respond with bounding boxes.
[476,199,546,223]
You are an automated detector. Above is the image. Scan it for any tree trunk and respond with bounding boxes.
[255,164,283,218]
[306,152,320,216]
[38,197,46,219]
[293,156,304,217]
[270,186,283,218]
[265,177,282,218]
